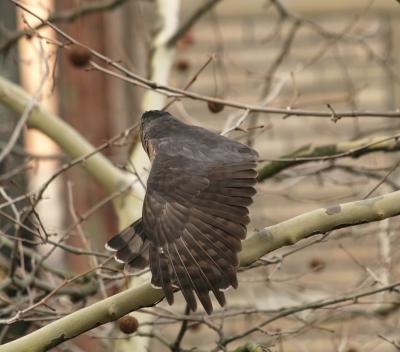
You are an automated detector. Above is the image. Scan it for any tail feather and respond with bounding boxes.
[106,218,149,271]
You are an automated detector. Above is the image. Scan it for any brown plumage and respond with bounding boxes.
[106,110,258,314]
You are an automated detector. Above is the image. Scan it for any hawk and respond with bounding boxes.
[106,110,258,314]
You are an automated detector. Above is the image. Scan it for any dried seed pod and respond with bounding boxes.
[68,46,91,68]
[118,315,139,334]
[208,101,224,113]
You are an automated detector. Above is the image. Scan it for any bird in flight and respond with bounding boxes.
[106,110,258,314]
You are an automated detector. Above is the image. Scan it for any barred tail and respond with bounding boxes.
[106,218,149,270]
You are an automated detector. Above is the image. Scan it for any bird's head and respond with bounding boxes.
[141,110,167,123]
[140,110,172,157]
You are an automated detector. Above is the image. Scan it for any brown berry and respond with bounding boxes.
[176,59,190,72]
[118,315,139,334]
[309,257,326,272]
[68,46,91,68]
[208,101,224,113]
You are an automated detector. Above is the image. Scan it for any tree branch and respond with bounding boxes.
[1,0,129,52]
[0,75,135,194]
[9,0,400,120]
[2,190,400,351]
[221,279,400,346]
[239,190,400,266]
[257,134,400,181]
[167,0,223,47]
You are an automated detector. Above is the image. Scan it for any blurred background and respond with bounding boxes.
[1,0,400,351]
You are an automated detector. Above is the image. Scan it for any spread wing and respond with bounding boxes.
[143,149,257,314]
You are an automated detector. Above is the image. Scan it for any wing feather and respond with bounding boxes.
[169,242,199,312]
[182,227,231,293]
[149,245,174,304]
[174,240,214,314]
[141,155,257,313]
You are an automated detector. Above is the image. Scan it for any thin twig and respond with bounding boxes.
[171,304,191,352]
[1,0,129,52]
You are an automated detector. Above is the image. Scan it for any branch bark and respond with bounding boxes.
[2,190,400,351]
[0,75,134,194]
[257,134,400,181]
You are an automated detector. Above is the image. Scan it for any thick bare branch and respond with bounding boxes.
[257,134,400,181]
[240,190,400,266]
[0,75,134,194]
